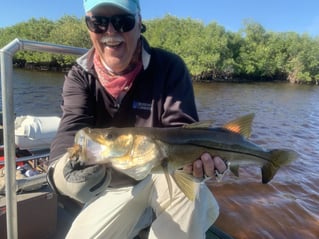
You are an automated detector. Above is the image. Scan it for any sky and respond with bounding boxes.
[1,0,318,36]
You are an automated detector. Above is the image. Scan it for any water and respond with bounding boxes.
[193,82,319,238]
[8,68,65,116]
[3,69,319,238]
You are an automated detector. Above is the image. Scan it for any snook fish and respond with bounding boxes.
[68,113,298,201]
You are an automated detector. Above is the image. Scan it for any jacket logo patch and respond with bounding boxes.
[132,101,151,111]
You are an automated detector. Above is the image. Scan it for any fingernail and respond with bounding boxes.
[202,153,210,161]
[195,161,202,169]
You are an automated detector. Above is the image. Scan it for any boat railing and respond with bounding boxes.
[0,38,88,239]
[0,151,50,165]
[0,151,50,193]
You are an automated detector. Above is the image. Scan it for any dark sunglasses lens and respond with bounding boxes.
[111,15,136,32]
[85,15,135,34]
[85,16,108,33]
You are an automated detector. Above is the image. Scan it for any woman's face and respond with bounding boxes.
[87,5,141,73]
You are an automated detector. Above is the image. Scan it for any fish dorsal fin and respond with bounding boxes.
[183,120,214,129]
[223,113,255,138]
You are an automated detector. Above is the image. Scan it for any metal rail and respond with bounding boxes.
[0,38,87,239]
[0,152,50,165]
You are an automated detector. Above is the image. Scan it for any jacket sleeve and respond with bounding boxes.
[160,52,199,126]
[49,65,95,163]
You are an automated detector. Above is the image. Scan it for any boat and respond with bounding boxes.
[0,39,233,239]
[0,114,66,239]
[0,39,87,239]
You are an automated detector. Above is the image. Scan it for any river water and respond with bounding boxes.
[194,82,319,238]
[4,69,319,238]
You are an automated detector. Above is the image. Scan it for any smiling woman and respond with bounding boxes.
[47,0,230,239]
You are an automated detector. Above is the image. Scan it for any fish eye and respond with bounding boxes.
[105,133,113,140]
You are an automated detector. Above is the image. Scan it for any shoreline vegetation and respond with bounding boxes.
[1,15,318,85]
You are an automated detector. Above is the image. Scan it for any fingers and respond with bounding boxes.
[213,155,227,174]
[201,153,215,177]
[182,153,228,180]
[193,160,204,178]
[192,153,228,179]
[183,164,193,174]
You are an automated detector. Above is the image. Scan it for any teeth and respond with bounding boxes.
[106,41,121,47]
[101,36,124,47]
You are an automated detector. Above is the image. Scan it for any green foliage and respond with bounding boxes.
[0,14,318,84]
[48,15,91,66]
[0,16,90,68]
[237,21,276,78]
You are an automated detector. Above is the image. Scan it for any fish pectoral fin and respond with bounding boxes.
[172,170,200,201]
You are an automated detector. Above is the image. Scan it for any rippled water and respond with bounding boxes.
[194,82,319,238]
[8,68,65,116]
[3,70,319,238]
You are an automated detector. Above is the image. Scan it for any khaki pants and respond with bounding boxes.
[66,173,219,239]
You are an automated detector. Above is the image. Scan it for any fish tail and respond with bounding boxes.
[261,149,299,183]
[172,170,200,201]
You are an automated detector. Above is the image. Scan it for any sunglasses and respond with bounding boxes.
[85,14,136,34]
